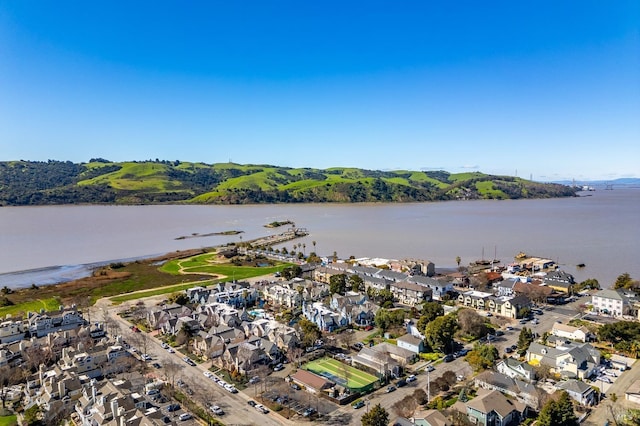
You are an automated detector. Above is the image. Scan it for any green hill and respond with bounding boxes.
[0,159,577,205]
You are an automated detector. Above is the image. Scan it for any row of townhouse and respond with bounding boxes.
[0,305,88,344]
[301,292,378,331]
[150,297,300,374]
[186,281,259,307]
[456,291,532,319]
[260,278,329,308]
[313,263,454,304]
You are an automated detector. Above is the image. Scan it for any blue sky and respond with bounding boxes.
[1,1,638,181]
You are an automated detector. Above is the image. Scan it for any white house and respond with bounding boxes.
[591,289,633,317]
[551,323,591,343]
[396,334,425,354]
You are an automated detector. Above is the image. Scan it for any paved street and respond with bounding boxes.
[93,296,292,426]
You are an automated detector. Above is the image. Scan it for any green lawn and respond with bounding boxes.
[109,280,215,305]
[0,298,61,319]
[161,252,291,279]
[0,415,17,426]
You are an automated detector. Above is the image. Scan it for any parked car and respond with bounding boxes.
[396,379,407,387]
[291,383,301,390]
[178,413,192,421]
[406,374,417,383]
[506,326,514,331]
[352,400,365,409]
[273,363,285,371]
[505,347,514,353]
[249,376,260,384]
[426,365,435,372]
[142,353,152,361]
[152,362,162,369]
[386,385,396,393]
[457,349,469,357]
[166,404,180,412]
[444,354,454,362]
[210,405,224,415]
[247,400,257,407]
[161,342,169,349]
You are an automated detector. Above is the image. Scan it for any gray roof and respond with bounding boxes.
[593,289,626,301]
[557,379,593,395]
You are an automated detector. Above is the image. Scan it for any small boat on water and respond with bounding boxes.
[577,263,586,268]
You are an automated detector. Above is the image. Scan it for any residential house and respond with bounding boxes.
[390,281,433,306]
[473,370,540,408]
[543,271,575,294]
[302,302,343,332]
[0,319,26,344]
[551,323,592,343]
[409,276,454,300]
[625,380,640,405]
[393,410,451,426]
[496,358,536,382]
[496,280,518,297]
[556,379,598,406]
[526,342,600,379]
[460,388,527,426]
[27,306,87,338]
[352,342,415,378]
[591,289,634,317]
[396,334,425,354]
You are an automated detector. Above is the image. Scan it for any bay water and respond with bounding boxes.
[0,188,638,288]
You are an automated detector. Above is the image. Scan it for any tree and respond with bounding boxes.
[361,403,389,426]
[517,327,535,355]
[466,344,499,371]
[414,388,428,405]
[424,314,458,353]
[457,309,489,339]
[392,395,418,418]
[330,274,347,295]
[421,301,444,323]
[613,273,633,289]
[298,318,321,348]
[456,256,461,267]
[537,391,578,426]
[349,274,364,292]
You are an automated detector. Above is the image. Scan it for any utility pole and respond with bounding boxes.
[427,369,431,404]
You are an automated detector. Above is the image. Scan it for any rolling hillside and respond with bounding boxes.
[0,160,577,205]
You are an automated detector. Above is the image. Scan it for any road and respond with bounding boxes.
[93,296,293,426]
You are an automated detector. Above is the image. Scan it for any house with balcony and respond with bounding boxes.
[409,276,454,300]
[473,370,540,408]
[556,379,598,406]
[591,289,635,317]
[27,306,87,338]
[526,342,600,380]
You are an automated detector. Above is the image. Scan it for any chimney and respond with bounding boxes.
[91,384,96,402]
[110,398,119,420]
[58,379,66,398]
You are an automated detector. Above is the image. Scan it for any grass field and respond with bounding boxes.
[0,298,61,319]
[160,252,290,279]
[303,357,378,392]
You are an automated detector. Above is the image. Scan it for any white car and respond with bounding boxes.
[254,404,269,414]
[178,413,192,421]
[210,405,224,415]
[406,374,417,382]
[166,347,175,353]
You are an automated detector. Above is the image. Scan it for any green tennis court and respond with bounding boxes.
[303,357,378,393]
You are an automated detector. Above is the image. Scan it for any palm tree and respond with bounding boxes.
[456,256,461,267]
[312,240,316,253]
[302,243,306,256]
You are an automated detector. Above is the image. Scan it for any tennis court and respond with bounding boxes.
[303,357,378,393]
